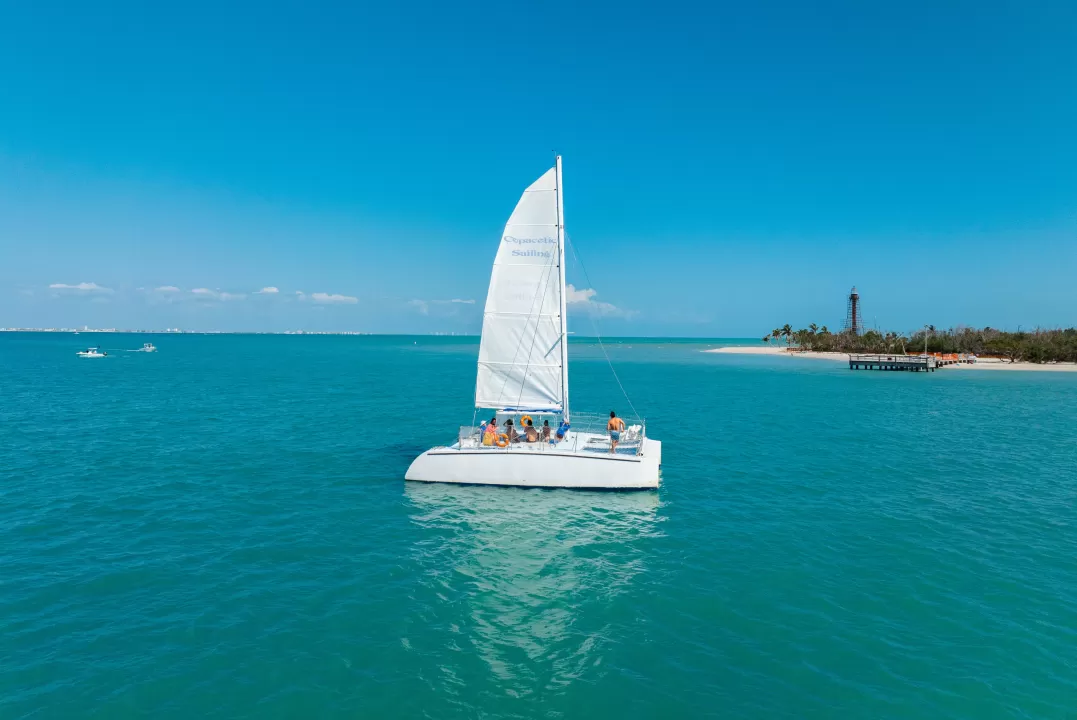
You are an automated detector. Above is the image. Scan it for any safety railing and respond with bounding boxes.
[455,415,648,457]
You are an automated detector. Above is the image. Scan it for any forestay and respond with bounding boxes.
[474,166,565,412]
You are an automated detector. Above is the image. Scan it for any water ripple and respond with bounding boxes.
[2,334,1076,718]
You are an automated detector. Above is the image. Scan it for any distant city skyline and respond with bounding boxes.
[2,1,1075,336]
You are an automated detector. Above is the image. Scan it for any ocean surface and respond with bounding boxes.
[3,333,1076,719]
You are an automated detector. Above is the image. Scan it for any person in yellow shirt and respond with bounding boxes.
[482,417,498,445]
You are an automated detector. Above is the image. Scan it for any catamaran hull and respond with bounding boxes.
[405,439,661,490]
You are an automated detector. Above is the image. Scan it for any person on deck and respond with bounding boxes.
[555,420,570,442]
[504,419,519,444]
[607,411,626,454]
[525,419,539,443]
[541,420,551,442]
[482,417,498,445]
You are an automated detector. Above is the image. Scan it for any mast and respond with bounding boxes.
[555,155,570,421]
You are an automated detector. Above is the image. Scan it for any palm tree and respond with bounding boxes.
[781,323,792,346]
[809,323,818,334]
[762,335,771,343]
[820,325,829,335]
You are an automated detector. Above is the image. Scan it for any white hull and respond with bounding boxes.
[405,437,661,490]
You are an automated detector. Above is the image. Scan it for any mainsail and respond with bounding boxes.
[474,162,568,413]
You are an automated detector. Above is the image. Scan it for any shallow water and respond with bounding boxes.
[2,333,1076,718]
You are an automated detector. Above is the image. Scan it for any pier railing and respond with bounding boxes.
[848,354,937,371]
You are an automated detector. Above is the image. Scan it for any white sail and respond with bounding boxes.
[475,165,565,413]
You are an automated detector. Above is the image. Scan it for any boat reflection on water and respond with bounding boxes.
[404,483,661,699]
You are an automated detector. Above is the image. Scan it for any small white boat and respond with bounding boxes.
[139,343,157,352]
[405,157,661,490]
[76,347,107,358]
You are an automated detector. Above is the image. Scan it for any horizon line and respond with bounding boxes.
[0,328,769,340]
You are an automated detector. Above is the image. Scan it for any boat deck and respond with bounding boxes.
[447,424,648,459]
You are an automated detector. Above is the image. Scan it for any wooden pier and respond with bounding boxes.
[849,354,937,372]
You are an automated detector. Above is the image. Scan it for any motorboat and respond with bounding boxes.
[76,347,107,358]
[405,157,661,490]
[139,343,157,352]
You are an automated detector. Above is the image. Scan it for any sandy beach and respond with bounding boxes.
[705,346,1077,372]
[705,346,847,361]
[943,360,1077,372]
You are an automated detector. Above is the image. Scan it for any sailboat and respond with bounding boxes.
[405,157,661,489]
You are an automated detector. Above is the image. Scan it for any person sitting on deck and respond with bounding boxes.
[482,417,498,446]
[607,411,626,454]
[541,420,551,442]
[525,419,539,443]
[504,419,519,444]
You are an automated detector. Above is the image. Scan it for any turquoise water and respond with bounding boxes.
[3,333,1076,718]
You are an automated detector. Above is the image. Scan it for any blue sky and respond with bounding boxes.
[1,0,1074,335]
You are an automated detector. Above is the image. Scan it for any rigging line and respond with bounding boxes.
[565,232,641,423]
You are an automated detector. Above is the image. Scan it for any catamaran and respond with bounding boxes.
[405,157,661,489]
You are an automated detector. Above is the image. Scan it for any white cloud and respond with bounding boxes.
[310,292,357,304]
[409,298,478,315]
[256,287,279,294]
[565,284,634,318]
[155,285,181,293]
[190,288,246,301]
[565,285,597,304]
[48,282,113,294]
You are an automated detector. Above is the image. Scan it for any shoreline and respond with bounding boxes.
[705,345,1077,372]
[705,346,846,361]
